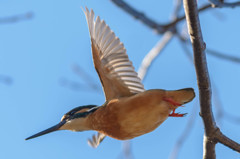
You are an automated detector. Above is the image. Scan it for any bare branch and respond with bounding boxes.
[72,64,101,91]
[178,33,240,64]
[163,4,211,31]
[59,78,100,92]
[111,0,165,33]
[212,83,240,124]
[224,112,240,123]
[209,0,240,8]
[111,0,211,33]
[169,104,198,159]
[60,64,102,92]
[215,130,240,152]
[122,141,134,159]
[0,12,33,24]
[171,0,183,20]
[207,48,240,64]
[0,75,13,85]
[177,34,193,62]
[117,141,134,159]
[203,134,217,159]
[138,31,174,81]
[183,0,240,158]
[183,0,217,158]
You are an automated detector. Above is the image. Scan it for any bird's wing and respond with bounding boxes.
[83,8,145,101]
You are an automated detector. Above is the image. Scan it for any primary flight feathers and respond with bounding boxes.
[83,8,145,101]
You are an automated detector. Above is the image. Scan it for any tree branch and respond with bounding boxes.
[183,0,240,158]
[169,104,198,159]
[163,4,211,31]
[178,35,240,64]
[0,75,13,85]
[0,12,33,24]
[72,64,100,91]
[111,0,211,34]
[216,130,240,152]
[111,0,165,33]
[209,0,240,8]
[138,31,174,81]
[183,0,217,158]
[207,48,240,64]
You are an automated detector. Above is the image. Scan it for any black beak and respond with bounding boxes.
[25,120,66,140]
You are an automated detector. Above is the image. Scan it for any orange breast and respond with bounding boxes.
[89,90,173,140]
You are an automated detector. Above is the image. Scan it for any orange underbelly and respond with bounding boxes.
[91,89,194,140]
[95,91,172,140]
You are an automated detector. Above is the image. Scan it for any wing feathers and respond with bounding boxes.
[84,7,145,97]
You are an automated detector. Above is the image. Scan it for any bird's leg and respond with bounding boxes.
[169,109,187,117]
[163,97,186,117]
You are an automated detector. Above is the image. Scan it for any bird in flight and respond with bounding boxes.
[26,7,195,148]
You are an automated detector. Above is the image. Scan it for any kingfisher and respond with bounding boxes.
[25,8,195,148]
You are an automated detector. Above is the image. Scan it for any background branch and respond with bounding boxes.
[207,48,240,64]
[0,75,13,85]
[111,0,165,33]
[178,34,240,64]
[138,31,173,81]
[0,12,33,24]
[169,104,198,159]
[209,0,240,8]
[111,0,211,34]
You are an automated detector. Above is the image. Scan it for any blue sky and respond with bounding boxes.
[1,0,240,159]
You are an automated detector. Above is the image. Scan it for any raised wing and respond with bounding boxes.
[83,7,145,148]
[83,8,145,101]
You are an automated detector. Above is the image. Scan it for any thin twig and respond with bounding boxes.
[212,83,240,124]
[0,75,13,85]
[207,48,240,64]
[61,64,101,92]
[177,34,193,62]
[178,34,240,64]
[0,12,33,24]
[72,64,101,91]
[138,31,174,81]
[163,4,211,31]
[169,103,198,159]
[171,0,183,20]
[111,0,165,33]
[209,0,240,8]
[118,141,134,159]
[59,78,99,92]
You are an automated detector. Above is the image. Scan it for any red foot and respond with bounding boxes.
[163,97,186,117]
[169,109,187,117]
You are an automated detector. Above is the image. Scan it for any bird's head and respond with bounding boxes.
[25,105,98,140]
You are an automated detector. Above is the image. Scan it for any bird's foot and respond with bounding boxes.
[163,97,186,117]
[169,109,187,117]
[163,97,182,106]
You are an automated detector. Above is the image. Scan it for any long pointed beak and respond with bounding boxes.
[25,120,66,140]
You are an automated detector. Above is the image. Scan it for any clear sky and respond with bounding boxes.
[1,0,240,159]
